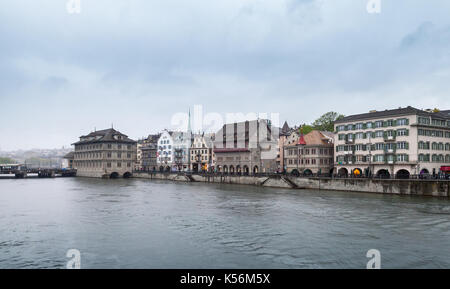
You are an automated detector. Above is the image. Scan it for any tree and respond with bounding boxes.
[312,112,345,132]
[0,157,17,164]
[300,125,314,135]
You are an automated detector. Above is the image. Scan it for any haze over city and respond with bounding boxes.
[1,0,450,150]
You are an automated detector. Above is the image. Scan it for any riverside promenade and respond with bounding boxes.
[133,172,450,197]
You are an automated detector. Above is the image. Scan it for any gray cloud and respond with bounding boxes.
[1,0,450,150]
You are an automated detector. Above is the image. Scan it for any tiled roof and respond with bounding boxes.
[72,128,136,145]
[63,151,75,159]
[286,130,333,147]
[334,106,449,124]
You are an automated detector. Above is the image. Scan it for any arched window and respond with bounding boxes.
[432,142,438,150]
[432,154,438,162]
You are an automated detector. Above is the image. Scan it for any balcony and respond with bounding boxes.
[383,135,396,142]
[345,139,355,144]
[384,147,396,154]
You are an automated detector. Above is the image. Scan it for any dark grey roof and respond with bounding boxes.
[63,151,75,159]
[281,121,290,136]
[335,106,449,124]
[72,128,136,145]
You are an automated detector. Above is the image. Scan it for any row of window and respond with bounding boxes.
[418,116,450,127]
[74,161,132,168]
[336,118,410,132]
[285,148,333,156]
[338,129,409,141]
[419,154,450,163]
[75,144,133,151]
[418,142,450,151]
[418,129,450,138]
[287,158,333,165]
[74,152,133,159]
[336,142,409,152]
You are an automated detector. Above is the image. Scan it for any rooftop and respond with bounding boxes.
[72,128,136,145]
[335,106,450,124]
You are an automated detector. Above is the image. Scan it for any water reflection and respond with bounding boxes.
[0,178,449,268]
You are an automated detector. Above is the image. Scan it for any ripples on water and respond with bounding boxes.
[0,178,449,269]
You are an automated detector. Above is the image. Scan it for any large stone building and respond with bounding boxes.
[213,119,278,174]
[284,130,334,176]
[334,106,450,178]
[72,128,137,178]
[190,133,215,172]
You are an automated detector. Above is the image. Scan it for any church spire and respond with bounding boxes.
[187,108,192,133]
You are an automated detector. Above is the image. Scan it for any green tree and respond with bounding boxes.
[299,125,314,135]
[0,157,17,164]
[312,112,345,132]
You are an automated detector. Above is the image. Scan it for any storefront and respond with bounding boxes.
[440,166,450,176]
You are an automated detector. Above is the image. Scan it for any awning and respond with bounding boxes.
[440,166,450,172]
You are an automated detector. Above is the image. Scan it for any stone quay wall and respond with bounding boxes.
[132,172,450,197]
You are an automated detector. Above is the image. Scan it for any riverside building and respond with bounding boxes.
[72,128,137,178]
[334,106,450,178]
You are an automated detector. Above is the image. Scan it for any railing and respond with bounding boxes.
[133,170,450,180]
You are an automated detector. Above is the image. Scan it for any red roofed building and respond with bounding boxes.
[284,130,334,176]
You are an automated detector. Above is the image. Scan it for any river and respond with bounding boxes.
[0,178,449,268]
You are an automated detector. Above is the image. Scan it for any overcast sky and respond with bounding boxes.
[1,0,450,150]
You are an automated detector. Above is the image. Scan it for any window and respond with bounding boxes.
[117,162,121,167]
[375,121,383,128]
[397,129,408,136]
[374,155,384,162]
[396,154,409,162]
[397,118,408,126]
[375,131,383,138]
[418,117,430,125]
[397,142,408,150]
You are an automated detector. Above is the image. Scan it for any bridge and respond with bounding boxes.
[0,164,77,179]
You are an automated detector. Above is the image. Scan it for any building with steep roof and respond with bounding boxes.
[72,128,137,178]
[284,130,334,176]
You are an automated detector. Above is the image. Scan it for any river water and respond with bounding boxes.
[0,178,449,269]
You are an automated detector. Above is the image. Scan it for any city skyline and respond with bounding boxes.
[2,0,450,150]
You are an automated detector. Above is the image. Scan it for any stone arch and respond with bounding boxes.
[395,169,410,179]
[420,168,430,175]
[243,165,249,175]
[110,172,119,179]
[229,165,235,174]
[352,168,363,177]
[303,169,313,176]
[376,169,390,179]
[253,166,259,174]
[123,172,132,178]
[236,165,242,175]
[223,165,228,174]
[291,169,300,177]
[338,168,348,177]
